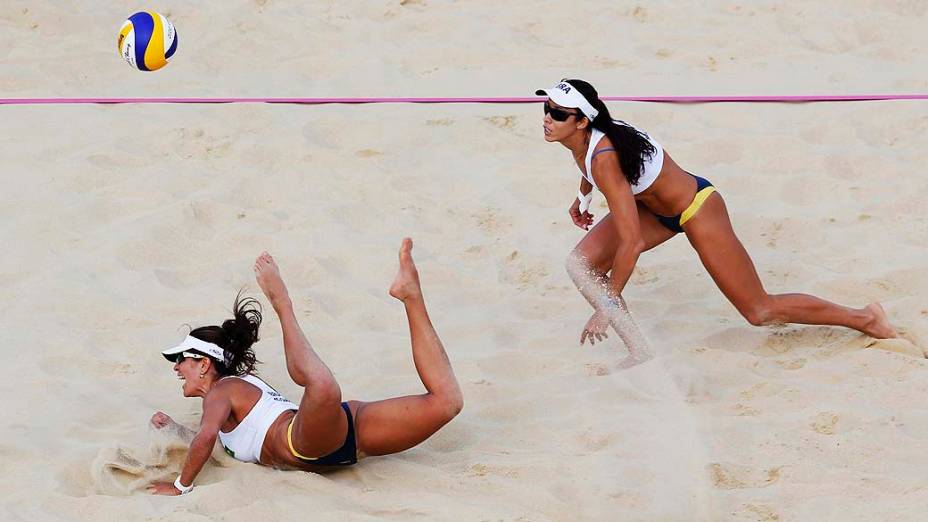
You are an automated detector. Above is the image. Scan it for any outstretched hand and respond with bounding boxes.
[580,310,610,345]
[150,411,173,429]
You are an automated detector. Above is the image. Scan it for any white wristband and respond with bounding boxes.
[174,475,194,495]
[578,190,593,214]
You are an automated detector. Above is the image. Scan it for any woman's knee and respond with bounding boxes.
[565,250,608,283]
[446,390,464,419]
[432,388,463,424]
[302,373,342,407]
[738,297,777,326]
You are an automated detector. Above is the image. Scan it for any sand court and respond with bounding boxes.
[3,2,928,520]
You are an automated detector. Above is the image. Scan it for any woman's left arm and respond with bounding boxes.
[591,149,645,298]
[148,390,232,495]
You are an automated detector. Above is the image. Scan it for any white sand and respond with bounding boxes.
[2,2,928,520]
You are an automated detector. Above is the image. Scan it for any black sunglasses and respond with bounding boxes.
[543,102,581,122]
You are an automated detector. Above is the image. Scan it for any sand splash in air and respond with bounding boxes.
[565,252,653,367]
[90,422,232,496]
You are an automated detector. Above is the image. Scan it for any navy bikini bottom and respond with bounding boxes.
[654,174,717,233]
[288,402,358,466]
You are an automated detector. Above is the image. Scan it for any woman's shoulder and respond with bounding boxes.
[592,134,615,153]
[590,135,619,166]
[211,375,257,394]
[206,375,262,407]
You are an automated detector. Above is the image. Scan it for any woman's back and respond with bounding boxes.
[216,375,298,463]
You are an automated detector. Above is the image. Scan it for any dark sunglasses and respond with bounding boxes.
[543,102,581,122]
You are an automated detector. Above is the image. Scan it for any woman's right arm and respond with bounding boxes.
[570,178,596,230]
[148,390,232,495]
[589,146,644,297]
[579,178,593,196]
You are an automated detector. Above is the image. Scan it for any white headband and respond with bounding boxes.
[535,81,599,121]
[162,334,227,363]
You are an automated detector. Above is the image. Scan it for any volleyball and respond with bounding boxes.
[117,11,178,71]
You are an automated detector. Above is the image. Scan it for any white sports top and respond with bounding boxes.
[581,122,664,195]
[217,374,298,464]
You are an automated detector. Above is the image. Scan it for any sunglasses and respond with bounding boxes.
[177,351,205,362]
[544,102,581,122]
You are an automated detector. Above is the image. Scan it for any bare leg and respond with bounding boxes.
[684,193,897,339]
[254,253,348,457]
[354,238,463,456]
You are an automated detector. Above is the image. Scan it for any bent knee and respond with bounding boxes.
[565,251,606,281]
[565,250,586,274]
[740,300,777,327]
[433,391,463,424]
[449,393,464,418]
[308,380,343,407]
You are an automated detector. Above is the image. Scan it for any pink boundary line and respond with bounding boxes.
[1,94,928,105]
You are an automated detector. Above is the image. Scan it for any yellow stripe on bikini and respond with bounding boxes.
[287,419,318,461]
[679,187,717,227]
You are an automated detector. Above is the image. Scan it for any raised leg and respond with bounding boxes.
[354,238,463,456]
[254,253,348,458]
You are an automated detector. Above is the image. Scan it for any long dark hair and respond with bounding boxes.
[189,291,262,376]
[565,78,656,186]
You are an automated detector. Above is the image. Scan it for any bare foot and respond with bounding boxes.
[388,238,423,302]
[862,303,898,339]
[254,252,291,309]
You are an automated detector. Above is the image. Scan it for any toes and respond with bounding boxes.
[254,252,276,268]
[400,238,413,256]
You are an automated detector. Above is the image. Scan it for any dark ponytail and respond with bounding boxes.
[189,291,262,376]
[565,79,656,186]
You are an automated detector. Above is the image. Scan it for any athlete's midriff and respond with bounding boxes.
[634,151,700,217]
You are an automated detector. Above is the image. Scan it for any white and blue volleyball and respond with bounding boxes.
[117,11,178,71]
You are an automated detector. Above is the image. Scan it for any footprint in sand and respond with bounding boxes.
[628,6,649,21]
[497,250,550,290]
[774,357,807,370]
[732,403,761,417]
[472,207,511,235]
[469,463,519,479]
[757,326,839,356]
[731,503,781,521]
[810,412,841,435]
[172,128,232,160]
[483,116,518,130]
[738,381,787,401]
[577,427,617,452]
[708,462,782,490]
